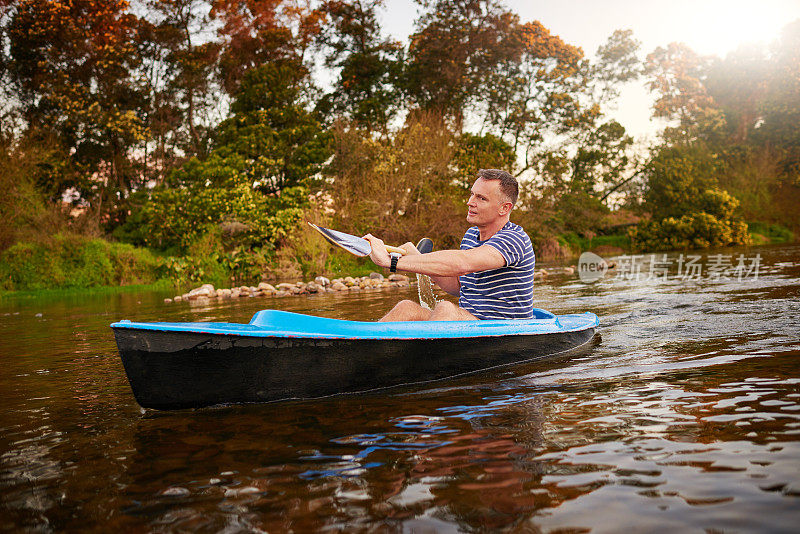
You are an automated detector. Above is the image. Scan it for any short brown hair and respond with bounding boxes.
[477,169,518,205]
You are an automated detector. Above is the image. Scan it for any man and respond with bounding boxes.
[364,168,535,321]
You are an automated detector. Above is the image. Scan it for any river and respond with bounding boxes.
[1,243,799,532]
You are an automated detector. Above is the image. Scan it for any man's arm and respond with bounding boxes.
[363,235,506,294]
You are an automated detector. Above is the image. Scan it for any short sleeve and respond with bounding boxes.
[484,231,523,267]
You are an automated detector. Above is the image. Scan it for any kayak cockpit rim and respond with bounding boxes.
[109,309,598,341]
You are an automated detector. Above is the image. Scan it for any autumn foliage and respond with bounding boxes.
[0,1,798,288]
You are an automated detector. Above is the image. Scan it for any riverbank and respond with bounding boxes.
[1,224,793,296]
[0,279,175,301]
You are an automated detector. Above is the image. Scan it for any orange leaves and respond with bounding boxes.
[646,43,715,124]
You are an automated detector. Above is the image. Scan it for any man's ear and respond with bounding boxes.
[499,202,513,216]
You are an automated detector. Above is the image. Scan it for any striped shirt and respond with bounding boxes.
[458,222,535,320]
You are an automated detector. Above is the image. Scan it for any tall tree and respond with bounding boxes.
[5,0,146,204]
[141,0,221,164]
[317,0,402,132]
[646,42,715,138]
[170,59,330,193]
[210,0,323,95]
[404,0,522,124]
[475,19,584,168]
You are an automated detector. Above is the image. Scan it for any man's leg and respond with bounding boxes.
[428,300,478,321]
[379,299,432,322]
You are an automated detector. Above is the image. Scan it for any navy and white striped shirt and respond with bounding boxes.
[458,222,535,320]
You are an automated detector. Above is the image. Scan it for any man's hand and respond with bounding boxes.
[363,234,391,269]
[399,242,421,256]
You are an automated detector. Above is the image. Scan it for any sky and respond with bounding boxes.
[377,0,800,139]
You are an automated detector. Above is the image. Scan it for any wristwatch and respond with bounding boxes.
[389,253,401,273]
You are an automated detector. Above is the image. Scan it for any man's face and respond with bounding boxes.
[466,178,510,225]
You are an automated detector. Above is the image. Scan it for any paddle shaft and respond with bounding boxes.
[385,245,406,255]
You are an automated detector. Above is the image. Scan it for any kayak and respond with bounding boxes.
[111,309,598,410]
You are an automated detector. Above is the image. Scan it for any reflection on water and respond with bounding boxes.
[1,244,800,531]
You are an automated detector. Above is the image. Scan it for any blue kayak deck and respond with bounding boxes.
[111,309,598,340]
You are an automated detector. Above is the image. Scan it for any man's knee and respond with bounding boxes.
[430,300,476,321]
[394,299,420,312]
[380,299,429,321]
[432,300,458,313]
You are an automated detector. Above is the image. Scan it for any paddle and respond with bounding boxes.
[308,222,407,257]
[311,222,440,309]
[415,238,440,310]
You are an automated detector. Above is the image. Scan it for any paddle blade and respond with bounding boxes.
[415,238,439,310]
[308,222,372,256]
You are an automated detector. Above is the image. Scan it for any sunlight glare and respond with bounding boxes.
[679,0,795,56]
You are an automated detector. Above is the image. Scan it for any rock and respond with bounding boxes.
[344,276,356,286]
[231,288,240,298]
[388,274,409,282]
[369,272,384,281]
[276,282,296,291]
[160,487,190,497]
[216,289,225,297]
[396,280,410,287]
[275,290,290,297]
[188,284,215,299]
[331,281,347,291]
[164,298,173,304]
[306,282,320,293]
[221,288,232,298]
[314,276,331,287]
[349,285,361,291]
[174,295,182,302]
[564,266,575,275]
[258,282,276,292]
[224,486,260,497]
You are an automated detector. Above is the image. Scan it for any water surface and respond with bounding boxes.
[2,244,799,532]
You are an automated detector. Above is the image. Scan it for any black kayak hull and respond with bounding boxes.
[112,326,596,410]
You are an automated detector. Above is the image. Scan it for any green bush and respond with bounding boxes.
[0,235,162,291]
[630,213,750,252]
[140,184,306,253]
[747,222,795,244]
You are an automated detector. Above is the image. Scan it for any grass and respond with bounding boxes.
[0,279,175,301]
[747,222,795,245]
[557,232,632,255]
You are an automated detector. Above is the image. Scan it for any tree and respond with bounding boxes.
[404,0,526,124]
[210,0,323,95]
[646,42,715,138]
[316,0,403,132]
[5,0,147,205]
[136,59,330,252]
[326,112,466,247]
[453,132,516,186]
[756,20,800,178]
[139,0,221,168]
[571,121,636,198]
